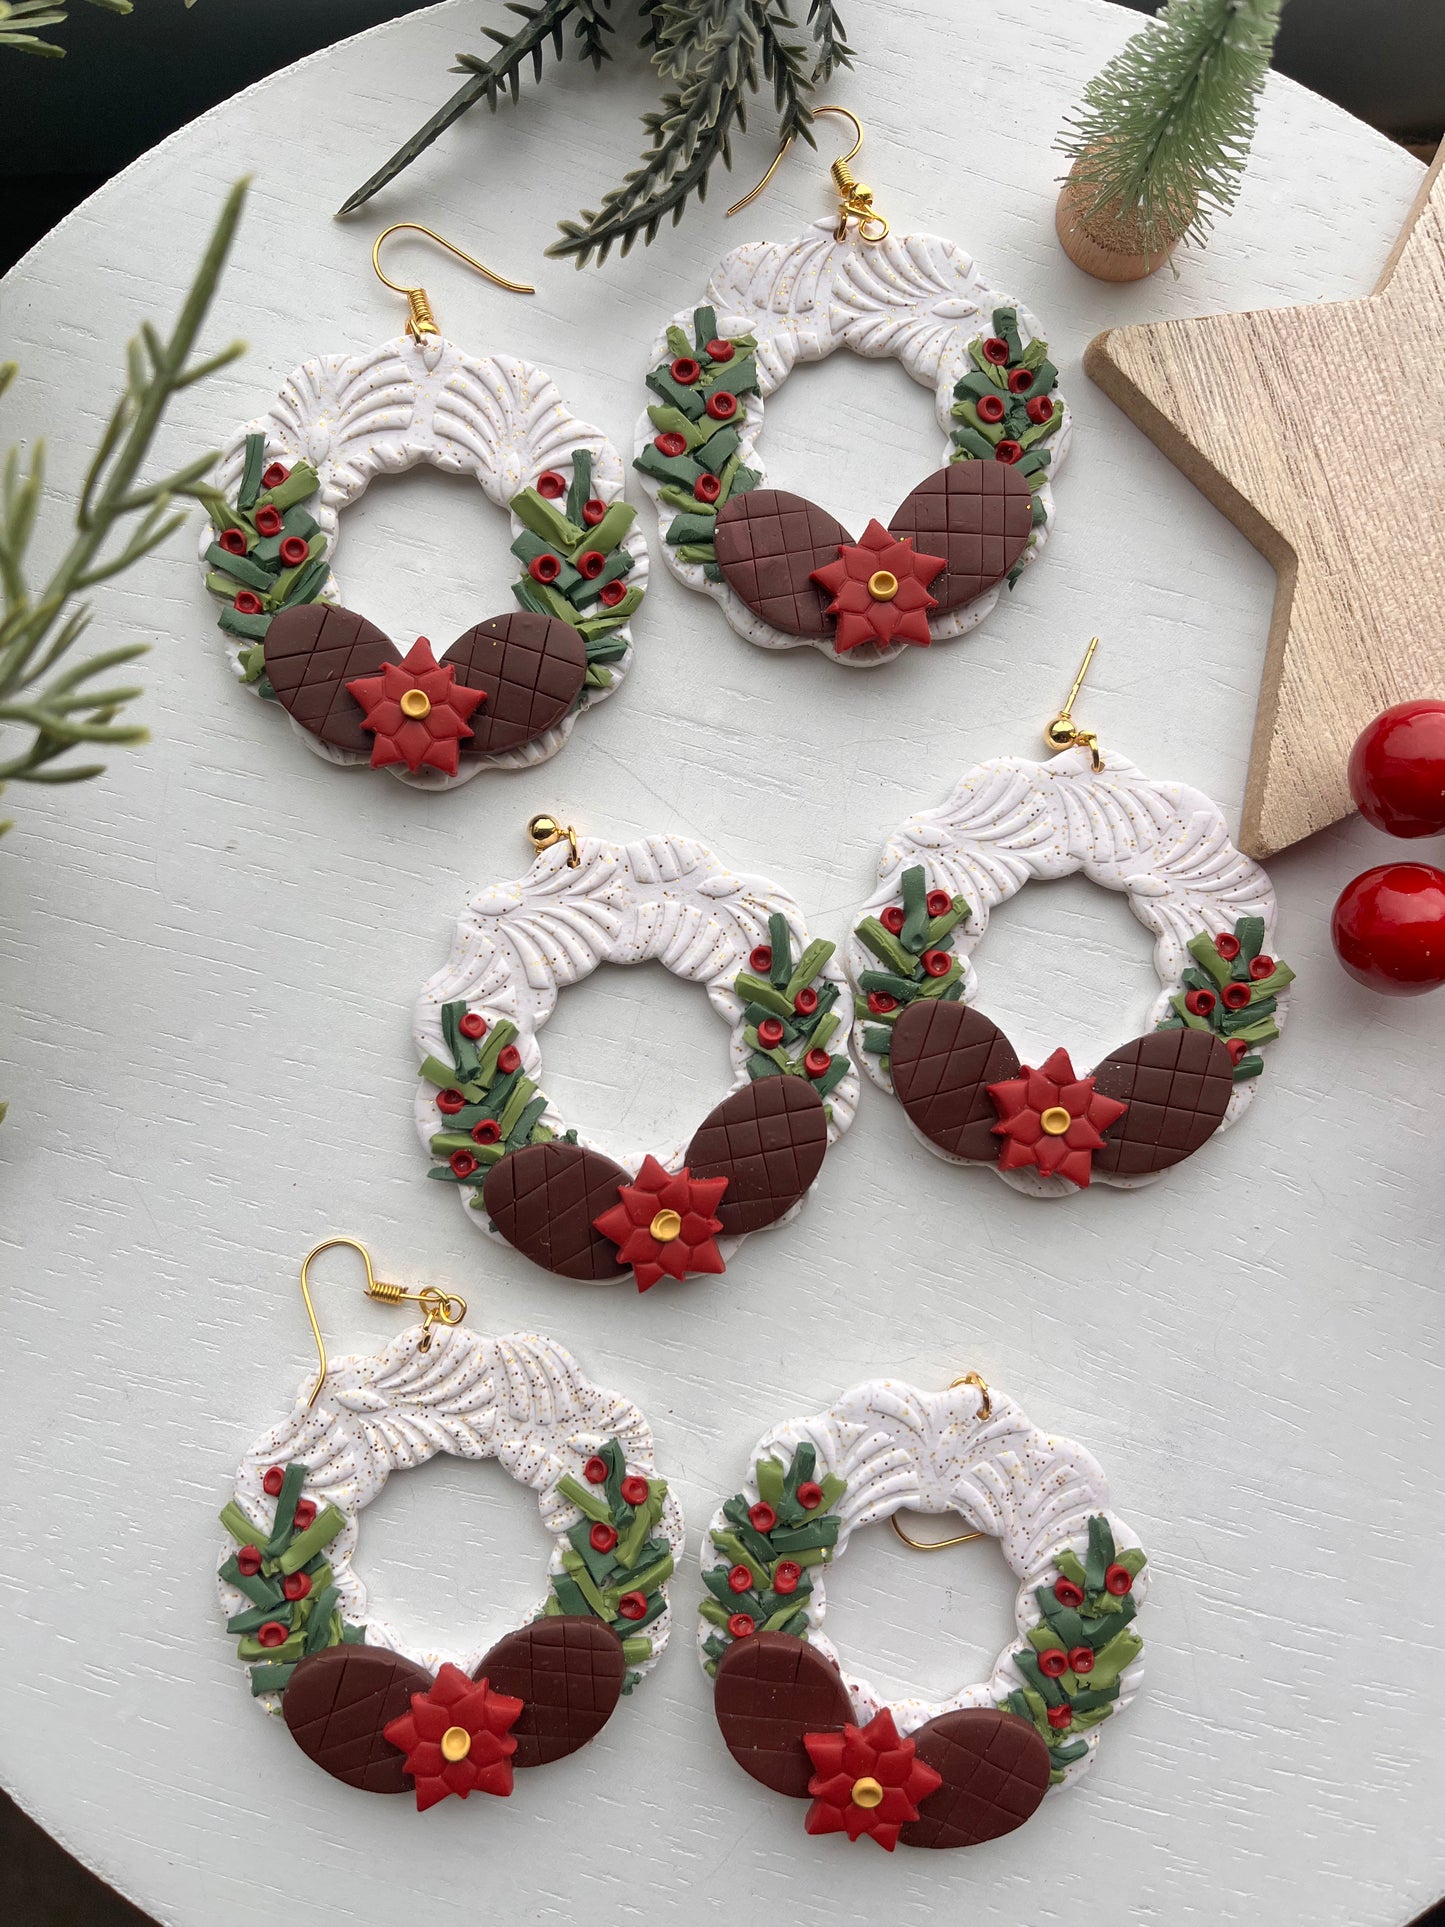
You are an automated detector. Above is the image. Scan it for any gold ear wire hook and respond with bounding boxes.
[725,104,889,243]
[298,1237,467,1410]
[889,1374,994,1550]
[528,812,580,868]
[371,222,534,342]
[1044,637,1103,771]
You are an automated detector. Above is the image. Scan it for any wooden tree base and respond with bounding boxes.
[1055,166,1185,282]
[1084,148,1445,857]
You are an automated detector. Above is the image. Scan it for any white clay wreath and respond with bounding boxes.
[633,220,1070,667]
[217,1322,681,1810]
[413,832,860,1289]
[697,1375,1147,1850]
[199,334,647,785]
[848,747,1293,1194]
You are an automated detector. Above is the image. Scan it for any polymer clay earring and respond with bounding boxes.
[633,108,1068,667]
[198,225,646,784]
[413,819,859,1289]
[699,1371,1148,1851]
[217,1239,681,1810]
[848,641,1294,1192]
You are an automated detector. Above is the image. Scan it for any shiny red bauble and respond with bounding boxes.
[1347,699,1445,837]
[1331,863,1445,995]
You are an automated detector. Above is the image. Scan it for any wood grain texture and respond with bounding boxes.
[1085,148,1445,859]
[0,3,1442,1926]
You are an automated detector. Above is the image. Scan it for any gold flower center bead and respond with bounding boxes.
[649,1208,683,1243]
[1040,1106,1072,1136]
[866,570,899,602]
[850,1776,885,1809]
[440,1726,472,1762]
[399,688,432,719]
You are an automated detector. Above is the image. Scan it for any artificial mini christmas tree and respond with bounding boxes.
[1056,0,1285,280]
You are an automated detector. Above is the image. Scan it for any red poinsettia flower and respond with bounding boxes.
[809,520,947,653]
[987,1046,1128,1188]
[346,638,486,776]
[381,1662,524,1811]
[593,1154,728,1292]
[803,1709,942,1851]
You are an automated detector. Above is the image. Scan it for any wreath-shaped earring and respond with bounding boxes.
[698,1372,1147,1851]
[198,225,647,784]
[217,1239,682,1810]
[413,819,859,1289]
[632,108,1068,667]
[848,641,1295,1192]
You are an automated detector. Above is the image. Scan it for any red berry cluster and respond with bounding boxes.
[1333,701,1445,995]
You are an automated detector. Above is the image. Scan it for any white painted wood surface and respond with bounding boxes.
[0,3,1439,1922]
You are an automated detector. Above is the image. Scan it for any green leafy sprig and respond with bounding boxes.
[1001,1515,1146,1784]
[547,1438,674,1678]
[338,0,853,268]
[1057,0,1285,254]
[950,306,1060,572]
[854,863,970,1068]
[421,1000,562,1201]
[0,179,247,836]
[634,306,761,578]
[736,910,851,1099]
[1158,912,1294,1082]
[0,0,130,58]
[219,1462,360,1698]
[700,1441,846,1672]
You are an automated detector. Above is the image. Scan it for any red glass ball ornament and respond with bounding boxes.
[1348,699,1445,836]
[1332,863,1445,995]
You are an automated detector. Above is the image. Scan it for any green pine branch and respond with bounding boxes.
[1058,0,1284,252]
[0,0,132,58]
[0,179,248,834]
[337,0,853,265]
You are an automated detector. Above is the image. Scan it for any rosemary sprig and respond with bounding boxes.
[0,179,248,834]
[0,0,132,58]
[337,0,853,266]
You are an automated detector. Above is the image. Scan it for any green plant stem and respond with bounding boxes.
[0,179,248,819]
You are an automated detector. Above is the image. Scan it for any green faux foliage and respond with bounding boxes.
[0,0,131,58]
[0,181,247,840]
[1058,0,1285,253]
[339,0,854,267]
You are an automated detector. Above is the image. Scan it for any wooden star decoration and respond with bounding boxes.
[1084,149,1445,859]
